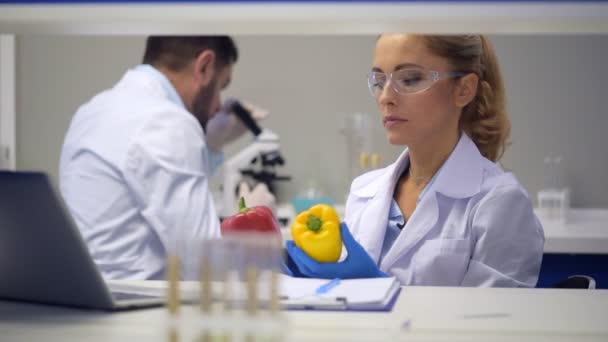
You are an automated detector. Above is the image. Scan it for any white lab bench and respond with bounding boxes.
[1,286,607,342]
[536,209,608,254]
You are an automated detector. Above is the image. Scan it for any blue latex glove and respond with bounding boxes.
[279,248,305,277]
[279,259,294,276]
[286,223,388,279]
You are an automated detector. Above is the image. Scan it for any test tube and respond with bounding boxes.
[199,239,213,342]
[370,153,380,169]
[359,152,369,170]
[245,235,260,342]
[256,234,284,340]
[269,246,280,316]
[221,238,236,342]
[167,253,180,342]
[220,232,285,342]
[246,264,258,315]
[224,234,248,342]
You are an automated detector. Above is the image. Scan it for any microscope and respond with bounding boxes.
[220,102,291,220]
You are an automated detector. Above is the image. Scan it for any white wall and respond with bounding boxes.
[494,35,608,208]
[15,35,608,208]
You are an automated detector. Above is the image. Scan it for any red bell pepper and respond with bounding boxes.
[220,197,282,238]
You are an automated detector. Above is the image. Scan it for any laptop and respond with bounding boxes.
[0,171,164,310]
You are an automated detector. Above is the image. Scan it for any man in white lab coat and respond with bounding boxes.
[60,36,243,280]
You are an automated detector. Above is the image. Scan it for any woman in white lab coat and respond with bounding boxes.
[287,34,544,287]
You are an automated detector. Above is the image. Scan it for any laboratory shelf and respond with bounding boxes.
[0,2,608,34]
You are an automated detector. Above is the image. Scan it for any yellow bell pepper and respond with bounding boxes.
[291,204,342,262]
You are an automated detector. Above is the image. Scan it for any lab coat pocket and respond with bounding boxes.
[412,238,471,286]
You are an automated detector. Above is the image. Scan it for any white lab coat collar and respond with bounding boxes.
[428,132,484,199]
[116,66,171,104]
[349,133,485,266]
[134,64,187,110]
[351,132,483,201]
[350,151,407,199]
[348,147,406,264]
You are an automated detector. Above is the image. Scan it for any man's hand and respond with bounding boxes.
[237,181,277,216]
[205,98,269,151]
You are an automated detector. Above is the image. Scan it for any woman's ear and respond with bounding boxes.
[454,73,479,108]
[193,50,216,86]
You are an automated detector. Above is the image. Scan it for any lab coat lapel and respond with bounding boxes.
[379,133,483,270]
[354,149,409,264]
[379,183,440,270]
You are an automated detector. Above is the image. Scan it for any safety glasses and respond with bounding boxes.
[367,68,465,97]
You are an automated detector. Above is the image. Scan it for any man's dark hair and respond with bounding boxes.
[143,36,238,72]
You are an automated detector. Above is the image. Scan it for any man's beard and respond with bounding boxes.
[191,77,217,131]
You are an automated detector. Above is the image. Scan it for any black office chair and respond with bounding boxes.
[552,275,596,289]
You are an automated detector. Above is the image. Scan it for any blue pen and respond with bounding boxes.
[315,278,341,295]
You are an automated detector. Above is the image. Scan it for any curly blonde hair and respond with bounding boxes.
[417,35,510,162]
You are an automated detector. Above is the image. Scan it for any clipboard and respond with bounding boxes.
[278,275,401,312]
[280,296,348,310]
[106,274,402,312]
